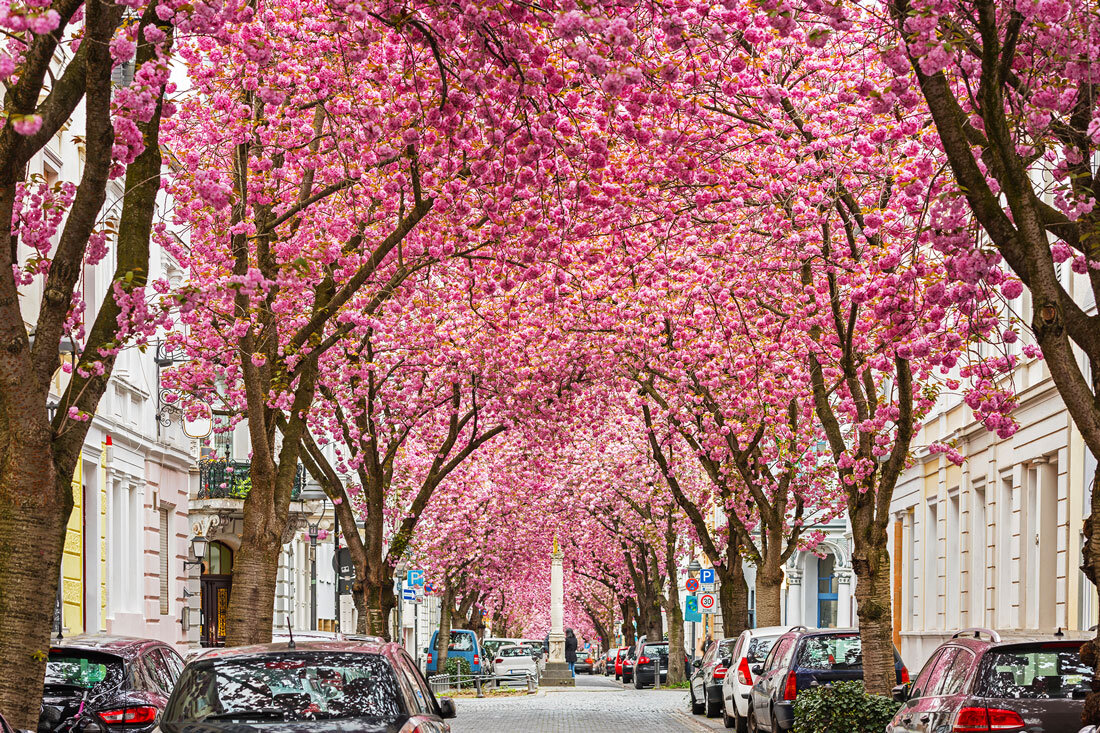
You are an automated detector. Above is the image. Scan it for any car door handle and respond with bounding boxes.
[919,714,931,724]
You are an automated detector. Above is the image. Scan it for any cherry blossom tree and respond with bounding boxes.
[0,0,189,721]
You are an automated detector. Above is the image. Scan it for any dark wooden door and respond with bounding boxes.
[200,574,232,647]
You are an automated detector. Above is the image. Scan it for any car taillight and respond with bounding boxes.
[737,657,753,685]
[99,707,158,725]
[473,654,480,666]
[901,666,910,684]
[953,706,1026,732]
[782,671,797,700]
[426,652,433,665]
[639,656,650,664]
[494,658,503,664]
[713,665,727,680]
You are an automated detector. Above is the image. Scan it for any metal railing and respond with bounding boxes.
[428,672,538,697]
[198,459,305,500]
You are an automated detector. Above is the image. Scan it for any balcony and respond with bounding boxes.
[198,460,305,500]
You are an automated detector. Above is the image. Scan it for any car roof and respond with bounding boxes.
[50,634,166,660]
[745,626,795,637]
[189,639,395,663]
[944,632,1090,653]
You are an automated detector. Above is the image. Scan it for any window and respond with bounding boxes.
[909,650,943,699]
[202,542,233,575]
[746,636,778,664]
[797,634,863,671]
[976,643,1091,699]
[765,638,792,671]
[817,555,838,628]
[159,508,170,615]
[919,648,959,699]
[937,648,975,697]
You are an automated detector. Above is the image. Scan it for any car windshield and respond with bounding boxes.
[746,637,779,664]
[45,653,125,695]
[163,652,403,723]
[976,644,1091,700]
[448,633,474,651]
[798,634,864,670]
[500,647,532,658]
[643,644,669,657]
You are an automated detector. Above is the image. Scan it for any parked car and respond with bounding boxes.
[160,639,456,732]
[424,629,482,675]
[604,649,617,675]
[481,637,522,662]
[719,626,791,731]
[690,636,738,718]
[490,644,540,681]
[38,635,185,733]
[621,645,637,684]
[632,640,669,689]
[887,628,1092,733]
[748,627,909,732]
[576,648,599,675]
[614,647,630,680]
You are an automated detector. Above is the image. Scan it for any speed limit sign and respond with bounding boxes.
[698,592,717,614]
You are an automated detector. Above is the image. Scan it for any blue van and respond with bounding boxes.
[425,629,483,675]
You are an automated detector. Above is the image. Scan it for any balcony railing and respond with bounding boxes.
[198,460,305,500]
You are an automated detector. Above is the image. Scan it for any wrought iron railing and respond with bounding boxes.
[428,672,538,697]
[198,460,305,500]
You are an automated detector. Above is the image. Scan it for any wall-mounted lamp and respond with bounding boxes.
[185,535,209,569]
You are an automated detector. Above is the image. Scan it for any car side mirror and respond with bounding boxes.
[692,659,702,668]
[891,683,910,703]
[720,656,732,667]
[438,697,457,719]
[750,663,764,676]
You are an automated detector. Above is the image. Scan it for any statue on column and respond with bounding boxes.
[543,536,575,686]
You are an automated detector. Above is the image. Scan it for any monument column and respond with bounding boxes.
[543,538,575,686]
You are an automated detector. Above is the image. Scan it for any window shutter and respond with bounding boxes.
[159,508,169,615]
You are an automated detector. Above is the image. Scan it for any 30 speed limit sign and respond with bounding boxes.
[698,592,717,614]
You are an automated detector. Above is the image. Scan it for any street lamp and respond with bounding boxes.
[307,497,328,631]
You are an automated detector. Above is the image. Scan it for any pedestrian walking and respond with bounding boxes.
[565,628,578,677]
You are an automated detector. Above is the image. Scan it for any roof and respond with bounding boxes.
[50,634,165,659]
[189,640,392,663]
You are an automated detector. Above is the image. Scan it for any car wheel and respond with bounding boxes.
[690,688,705,715]
[771,710,781,732]
[747,709,760,733]
[634,673,644,689]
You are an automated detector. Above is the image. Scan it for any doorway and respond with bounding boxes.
[200,541,233,647]
[817,555,838,628]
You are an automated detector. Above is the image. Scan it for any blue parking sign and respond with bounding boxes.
[699,568,715,585]
[407,569,424,587]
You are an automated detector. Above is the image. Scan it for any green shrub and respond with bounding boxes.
[442,656,474,687]
[792,681,900,733]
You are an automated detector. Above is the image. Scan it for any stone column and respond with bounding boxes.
[543,538,574,686]
[837,569,853,627]
[786,569,803,626]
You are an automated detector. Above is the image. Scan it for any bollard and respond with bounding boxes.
[527,673,536,694]
[475,676,484,698]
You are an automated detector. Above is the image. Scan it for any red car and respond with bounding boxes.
[614,646,631,680]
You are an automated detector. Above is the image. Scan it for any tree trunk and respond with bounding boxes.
[435,588,454,669]
[224,515,282,646]
[717,562,749,638]
[619,598,636,647]
[851,506,896,697]
[0,454,66,729]
[358,577,396,640]
[665,596,686,684]
[755,564,785,628]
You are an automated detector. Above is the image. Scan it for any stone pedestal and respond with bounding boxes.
[544,541,574,687]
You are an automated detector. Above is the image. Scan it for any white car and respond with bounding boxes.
[720,626,793,731]
[491,644,540,681]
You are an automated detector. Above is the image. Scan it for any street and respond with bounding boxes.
[447,675,726,733]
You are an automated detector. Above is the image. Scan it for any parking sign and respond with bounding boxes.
[406,569,424,587]
[699,568,715,585]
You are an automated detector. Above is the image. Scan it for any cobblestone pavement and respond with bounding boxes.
[446,674,724,733]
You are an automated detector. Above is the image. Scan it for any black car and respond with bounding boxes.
[575,649,597,675]
[38,635,185,733]
[888,628,1091,733]
[748,627,908,732]
[632,641,669,689]
[691,636,736,717]
[161,639,456,733]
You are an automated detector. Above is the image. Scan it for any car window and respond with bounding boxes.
[919,648,959,699]
[400,653,439,717]
[500,647,533,658]
[163,647,185,681]
[449,633,474,652]
[163,651,406,723]
[747,636,778,664]
[937,648,975,696]
[975,643,1091,700]
[45,652,126,694]
[391,656,425,715]
[909,650,944,699]
[797,634,864,670]
[145,649,176,694]
[766,638,792,671]
[717,640,736,660]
